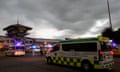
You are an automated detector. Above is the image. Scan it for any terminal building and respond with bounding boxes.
[0,35,60,48]
[0,22,61,52]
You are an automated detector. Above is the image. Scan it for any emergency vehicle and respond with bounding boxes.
[112,44,120,56]
[5,41,25,56]
[46,36,114,71]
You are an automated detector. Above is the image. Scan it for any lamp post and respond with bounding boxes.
[107,0,112,30]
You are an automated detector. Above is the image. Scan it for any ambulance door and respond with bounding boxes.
[61,43,75,58]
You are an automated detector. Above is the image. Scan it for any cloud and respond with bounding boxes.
[89,19,109,33]
[73,19,109,38]
[27,19,73,39]
[0,0,120,39]
[29,28,72,39]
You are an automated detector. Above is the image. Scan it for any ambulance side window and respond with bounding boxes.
[62,42,97,52]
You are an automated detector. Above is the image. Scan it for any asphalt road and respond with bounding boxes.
[0,54,120,72]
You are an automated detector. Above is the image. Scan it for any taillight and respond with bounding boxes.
[110,50,114,55]
[99,50,103,61]
[99,50,103,55]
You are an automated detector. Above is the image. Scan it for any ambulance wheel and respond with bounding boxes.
[81,61,93,72]
[47,57,52,64]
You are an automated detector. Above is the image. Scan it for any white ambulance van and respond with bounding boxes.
[46,36,114,71]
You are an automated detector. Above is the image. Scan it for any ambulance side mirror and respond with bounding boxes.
[52,45,59,52]
[54,53,57,56]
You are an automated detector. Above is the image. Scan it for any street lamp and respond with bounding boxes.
[107,0,112,29]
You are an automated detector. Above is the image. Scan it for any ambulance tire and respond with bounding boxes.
[47,57,53,64]
[81,61,94,72]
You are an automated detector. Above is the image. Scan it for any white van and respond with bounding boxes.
[5,46,25,56]
[46,37,114,71]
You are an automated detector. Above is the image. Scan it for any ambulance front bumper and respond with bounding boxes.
[94,61,114,69]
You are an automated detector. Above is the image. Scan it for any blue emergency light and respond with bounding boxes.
[111,42,117,47]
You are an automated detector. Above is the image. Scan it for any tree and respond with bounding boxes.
[102,27,120,44]
[113,28,120,44]
[101,27,114,39]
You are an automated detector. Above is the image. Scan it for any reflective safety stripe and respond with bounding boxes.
[103,62,114,68]
[49,56,81,67]
[94,62,114,69]
[90,59,94,64]
[46,56,114,69]
[94,64,101,69]
[76,63,81,67]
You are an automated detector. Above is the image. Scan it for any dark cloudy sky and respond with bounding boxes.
[0,0,120,39]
